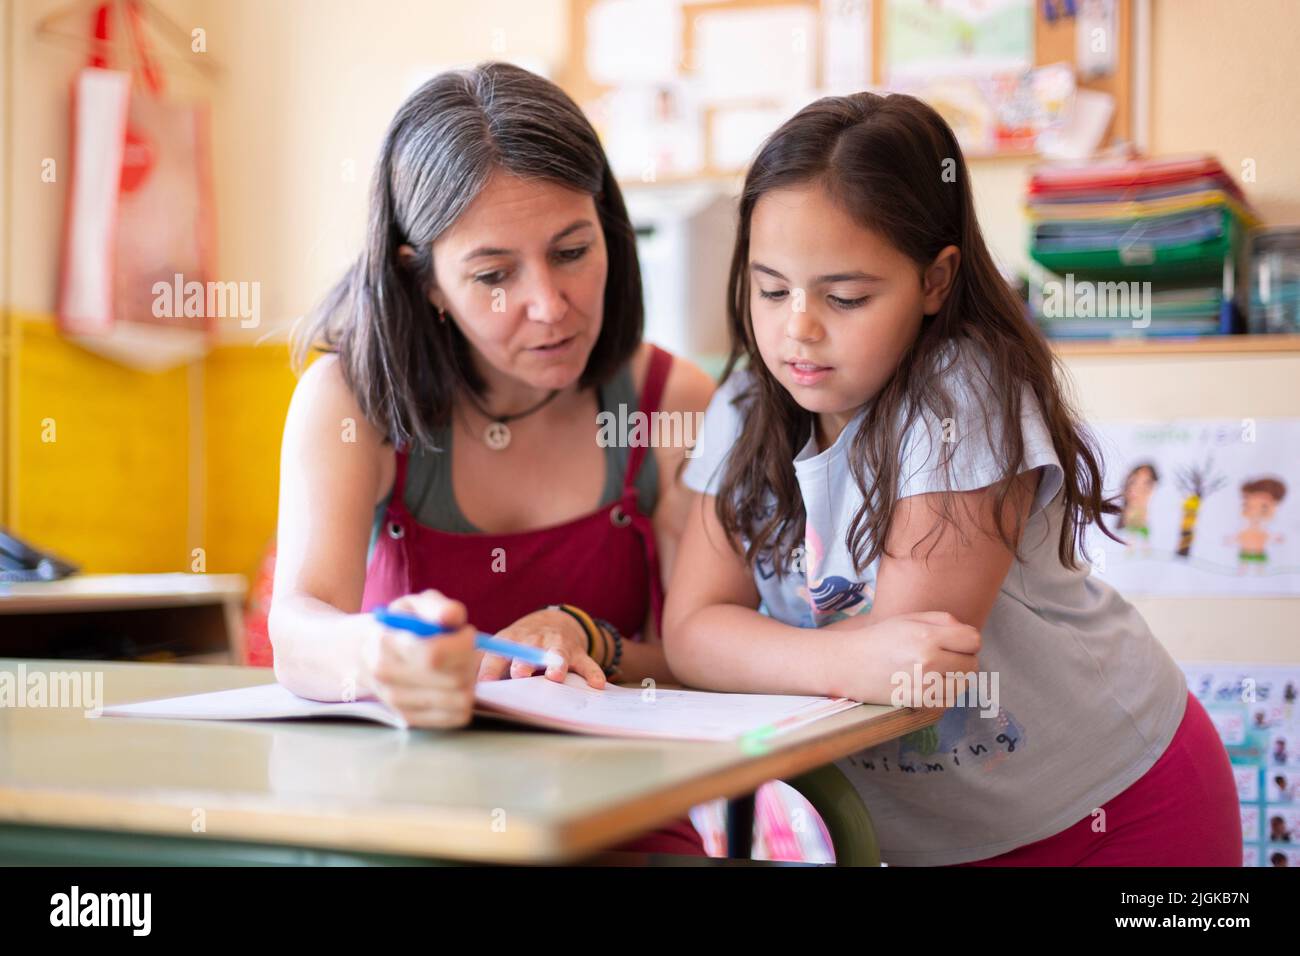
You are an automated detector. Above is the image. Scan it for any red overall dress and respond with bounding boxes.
[361,344,706,856]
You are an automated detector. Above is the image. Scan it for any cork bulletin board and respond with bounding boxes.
[558,0,1139,179]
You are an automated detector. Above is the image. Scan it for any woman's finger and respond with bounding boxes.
[388,589,467,630]
[401,702,475,729]
[374,661,474,692]
[478,652,512,682]
[383,685,475,715]
[510,656,547,680]
[423,627,478,670]
[565,652,607,689]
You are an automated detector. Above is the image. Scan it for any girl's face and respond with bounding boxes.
[427,171,608,394]
[748,182,958,443]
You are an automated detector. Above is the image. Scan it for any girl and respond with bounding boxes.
[664,92,1242,866]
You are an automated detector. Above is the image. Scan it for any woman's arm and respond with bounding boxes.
[268,356,476,725]
[268,356,385,698]
[662,491,981,702]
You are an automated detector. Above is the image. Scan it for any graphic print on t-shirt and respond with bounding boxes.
[845,704,1028,776]
[795,524,874,627]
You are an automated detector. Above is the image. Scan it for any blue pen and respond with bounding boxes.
[372,606,564,671]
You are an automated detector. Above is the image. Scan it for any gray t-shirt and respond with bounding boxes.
[683,345,1188,866]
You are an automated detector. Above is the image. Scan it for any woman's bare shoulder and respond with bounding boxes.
[285,354,393,503]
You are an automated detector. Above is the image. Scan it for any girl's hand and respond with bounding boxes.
[361,589,478,728]
[833,611,981,706]
[479,607,607,689]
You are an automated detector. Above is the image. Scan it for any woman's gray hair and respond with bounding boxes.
[295,62,643,448]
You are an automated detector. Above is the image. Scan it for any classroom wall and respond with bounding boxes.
[1051,0,1300,666]
[2,0,210,571]
[201,0,569,342]
[1147,0,1300,223]
[1057,350,1300,665]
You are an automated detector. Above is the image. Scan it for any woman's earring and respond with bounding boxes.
[436,307,447,324]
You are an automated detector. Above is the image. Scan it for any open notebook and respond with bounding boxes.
[96,674,862,742]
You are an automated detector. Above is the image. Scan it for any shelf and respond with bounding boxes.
[1050,334,1300,357]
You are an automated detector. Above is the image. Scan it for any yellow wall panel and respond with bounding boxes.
[202,341,297,579]
[4,317,298,582]
[9,315,191,571]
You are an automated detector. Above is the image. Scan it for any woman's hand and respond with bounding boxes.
[831,611,981,706]
[479,607,607,689]
[360,589,478,728]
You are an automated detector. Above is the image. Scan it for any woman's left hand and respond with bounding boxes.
[477,607,607,688]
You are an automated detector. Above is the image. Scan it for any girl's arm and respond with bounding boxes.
[663,490,981,702]
[868,470,1040,629]
[817,471,1039,634]
[623,353,719,684]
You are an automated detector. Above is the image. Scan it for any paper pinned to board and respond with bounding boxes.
[97,674,862,742]
[586,0,681,86]
[692,6,818,103]
[821,0,873,95]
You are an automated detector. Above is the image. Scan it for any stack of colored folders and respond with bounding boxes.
[1026,154,1260,340]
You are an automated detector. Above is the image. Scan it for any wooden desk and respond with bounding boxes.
[0,659,937,865]
[0,574,247,663]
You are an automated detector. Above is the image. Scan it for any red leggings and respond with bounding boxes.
[952,691,1242,866]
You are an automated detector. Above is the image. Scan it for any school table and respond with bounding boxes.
[0,658,938,866]
[0,574,247,663]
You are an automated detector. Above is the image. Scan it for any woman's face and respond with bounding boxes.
[428,171,608,394]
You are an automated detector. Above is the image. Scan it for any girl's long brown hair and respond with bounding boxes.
[716,92,1117,575]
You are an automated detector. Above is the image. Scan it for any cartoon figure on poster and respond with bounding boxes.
[1116,461,1158,554]
[1088,420,1300,596]
[1227,477,1287,573]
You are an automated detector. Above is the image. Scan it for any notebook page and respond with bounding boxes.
[98,682,407,729]
[473,674,860,741]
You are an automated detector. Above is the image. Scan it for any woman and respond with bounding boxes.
[270,63,715,854]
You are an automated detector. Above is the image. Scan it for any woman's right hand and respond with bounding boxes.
[831,611,982,707]
[360,589,478,728]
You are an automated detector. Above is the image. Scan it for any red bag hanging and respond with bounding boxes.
[58,0,215,370]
